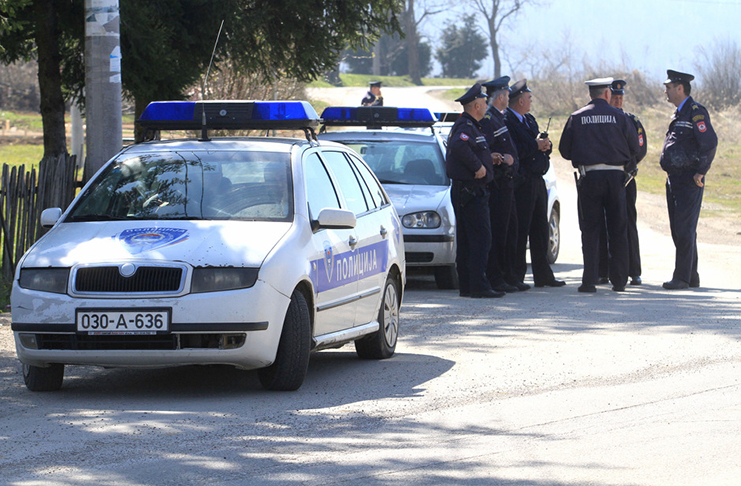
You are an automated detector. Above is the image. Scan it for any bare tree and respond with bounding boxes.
[404,0,445,85]
[469,0,536,78]
[694,38,741,110]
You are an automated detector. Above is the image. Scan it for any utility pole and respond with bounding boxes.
[84,0,122,181]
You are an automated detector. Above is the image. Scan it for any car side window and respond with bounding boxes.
[348,154,388,208]
[304,152,341,220]
[320,150,369,215]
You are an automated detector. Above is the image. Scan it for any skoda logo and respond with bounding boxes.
[119,263,136,278]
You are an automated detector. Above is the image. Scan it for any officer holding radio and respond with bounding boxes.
[446,83,503,298]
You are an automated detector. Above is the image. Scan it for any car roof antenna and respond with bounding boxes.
[200,19,225,141]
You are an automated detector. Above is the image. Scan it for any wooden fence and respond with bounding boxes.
[0,154,78,281]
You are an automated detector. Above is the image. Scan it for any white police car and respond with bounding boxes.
[318,107,458,289]
[11,100,405,392]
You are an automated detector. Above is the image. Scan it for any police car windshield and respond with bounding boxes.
[338,140,447,186]
[67,151,293,222]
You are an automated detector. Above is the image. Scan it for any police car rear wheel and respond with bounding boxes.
[355,274,399,359]
[23,363,64,392]
[434,265,459,289]
[258,290,311,391]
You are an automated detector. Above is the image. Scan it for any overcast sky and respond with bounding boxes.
[424,0,741,82]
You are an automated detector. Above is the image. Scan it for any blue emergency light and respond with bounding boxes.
[320,106,437,129]
[135,100,320,142]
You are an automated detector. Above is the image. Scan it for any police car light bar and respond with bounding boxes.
[321,106,437,129]
[136,100,320,140]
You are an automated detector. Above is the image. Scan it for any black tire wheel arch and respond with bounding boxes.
[434,265,459,290]
[355,274,400,359]
[23,363,64,392]
[258,289,311,391]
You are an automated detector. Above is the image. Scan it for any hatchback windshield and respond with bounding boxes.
[68,151,292,221]
[339,140,447,186]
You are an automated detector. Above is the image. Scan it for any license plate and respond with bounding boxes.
[76,308,170,335]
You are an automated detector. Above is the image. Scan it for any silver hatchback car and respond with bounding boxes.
[319,107,458,289]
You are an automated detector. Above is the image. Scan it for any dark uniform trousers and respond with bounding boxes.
[487,181,518,287]
[579,170,628,287]
[452,182,492,294]
[514,175,554,285]
[599,177,641,278]
[666,171,702,285]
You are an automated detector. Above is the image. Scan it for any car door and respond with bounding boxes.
[320,150,390,326]
[303,151,359,337]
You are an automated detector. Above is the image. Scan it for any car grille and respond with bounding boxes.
[75,266,183,293]
[34,333,246,351]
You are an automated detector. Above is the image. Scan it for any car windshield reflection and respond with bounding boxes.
[339,141,448,186]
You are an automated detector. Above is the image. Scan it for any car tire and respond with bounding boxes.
[355,274,399,359]
[258,290,311,391]
[23,363,64,392]
[547,205,560,265]
[434,265,459,290]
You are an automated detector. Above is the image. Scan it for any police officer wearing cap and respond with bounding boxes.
[660,70,717,290]
[505,79,565,288]
[559,77,640,292]
[446,83,504,298]
[597,79,648,286]
[361,81,383,106]
[480,76,527,293]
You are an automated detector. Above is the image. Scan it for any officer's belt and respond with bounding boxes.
[580,164,624,172]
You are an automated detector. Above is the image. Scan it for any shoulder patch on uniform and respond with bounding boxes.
[697,120,707,132]
[691,103,700,110]
[460,133,470,141]
[692,114,705,122]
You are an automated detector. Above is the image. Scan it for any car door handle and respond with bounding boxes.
[380,226,388,238]
[348,236,358,247]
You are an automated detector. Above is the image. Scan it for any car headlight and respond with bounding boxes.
[402,211,441,229]
[19,268,70,294]
[191,267,259,293]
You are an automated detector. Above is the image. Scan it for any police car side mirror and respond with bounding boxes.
[40,208,63,228]
[314,208,356,231]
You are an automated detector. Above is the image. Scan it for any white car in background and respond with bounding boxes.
[11,100,405,392]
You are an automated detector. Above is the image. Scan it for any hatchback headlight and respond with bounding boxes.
[19,268,70,294]
[191,267,259,293]
[402,211,441,229]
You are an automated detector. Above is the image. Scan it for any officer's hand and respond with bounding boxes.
[491,152,503,165]
[537,137,551,151]
[694,173,704,187]
[502,154,514,166]
[474,165,487,179]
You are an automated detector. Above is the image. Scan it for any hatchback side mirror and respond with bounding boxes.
[40,208,63,228]
[314,208,356,230]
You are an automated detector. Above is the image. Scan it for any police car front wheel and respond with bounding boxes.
[23,362,64,392]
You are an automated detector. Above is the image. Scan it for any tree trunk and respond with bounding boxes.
[405,0,422,85]
[33,0,67,158]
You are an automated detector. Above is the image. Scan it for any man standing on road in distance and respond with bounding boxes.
[597,79,648,286]
[361,81,383,106]
[660,70,717,290]
[445,83,504,298]
[559,77,640,293]
[480,76,527,293]
[505,79,565,289]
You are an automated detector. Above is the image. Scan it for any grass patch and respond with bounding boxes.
[0,143,43,169]
[0,111,44,132]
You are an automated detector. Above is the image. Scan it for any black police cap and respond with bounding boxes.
[455,83,487,105]
[509,79,532,98]
[664,70,694,84]
[611,79,627,95]
[369,81,382,87]
[482,76,511,96]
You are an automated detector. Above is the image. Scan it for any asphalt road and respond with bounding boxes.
[1,99,740,485]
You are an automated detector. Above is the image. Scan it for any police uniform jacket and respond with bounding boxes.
[559,98,640,168]
[660,96,717,175]
[361,91,383,106]
[504,108,550,178]
[480,107,519,181]
[445,112,495,186]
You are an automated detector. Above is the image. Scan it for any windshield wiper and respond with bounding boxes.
[66,214,131,222]
[377,179,410,185]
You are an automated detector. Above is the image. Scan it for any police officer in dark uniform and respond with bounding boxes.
[505,79,565,288]
[660,70,718,290]
[446,83,504,298]
[480,76,527,293]
[559,77,640,292]
[361,81,384,106]
[597,79,648,285]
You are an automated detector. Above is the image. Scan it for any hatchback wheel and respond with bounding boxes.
[434,265,459,289]
[355,274,399,359]
[547,205,560,265]
[23,363,64,392]
[258,290,311,391]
